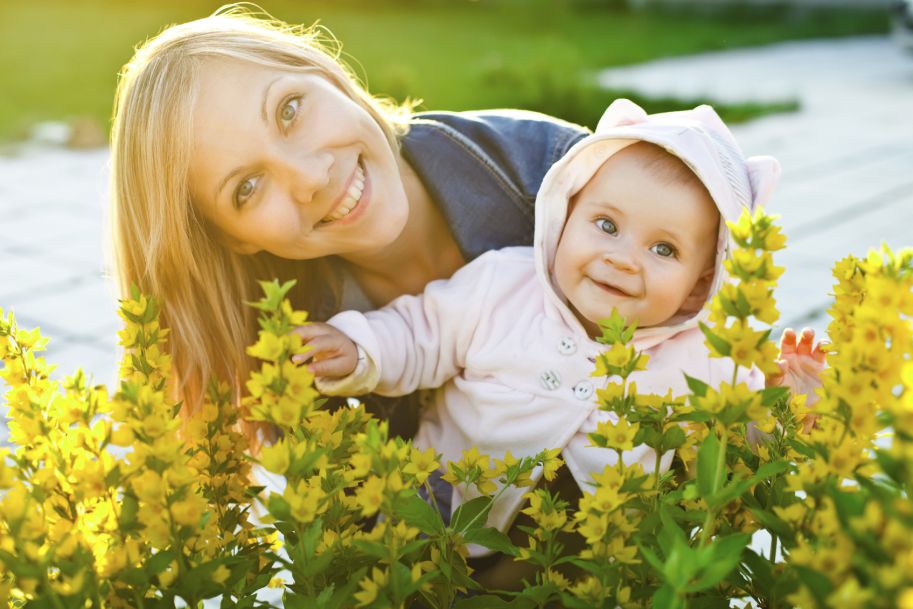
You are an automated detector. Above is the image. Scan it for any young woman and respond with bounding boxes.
[110,6,588,425]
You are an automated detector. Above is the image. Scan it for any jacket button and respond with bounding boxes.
[539,370,561,391]
[557,336,577,355]
[573,381,594,401]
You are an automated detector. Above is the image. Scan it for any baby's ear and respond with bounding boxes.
[596,99,648,132]
[746,156,781,209]
[681,266,716,313]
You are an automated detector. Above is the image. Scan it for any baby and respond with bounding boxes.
[297,99,809,542]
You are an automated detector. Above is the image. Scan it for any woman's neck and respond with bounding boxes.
[340,152,465,305]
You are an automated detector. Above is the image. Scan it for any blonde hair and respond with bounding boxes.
[110,5,412,414]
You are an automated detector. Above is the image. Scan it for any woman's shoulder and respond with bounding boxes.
[409,109,590,168]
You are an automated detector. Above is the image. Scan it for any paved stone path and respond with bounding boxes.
[2,36,912,446]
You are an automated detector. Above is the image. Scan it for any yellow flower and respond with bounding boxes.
[286,478,327,523]
[540,448,563,482]
[270,396,303,428]
[402,447,440,485]
[246,331,286,362]
[212,565,231,584]
[595,381,626,407]
[260,439,291,475]
[354,476,385,518]
[591,416,639,451]
[354,567,388,607]
[898,588,913,609]
[171,495,205,527]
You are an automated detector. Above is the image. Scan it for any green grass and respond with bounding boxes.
[0,0,888,140]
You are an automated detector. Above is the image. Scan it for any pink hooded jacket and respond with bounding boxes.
[321,99,781,546]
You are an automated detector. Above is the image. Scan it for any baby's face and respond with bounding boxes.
[554,147,720,336]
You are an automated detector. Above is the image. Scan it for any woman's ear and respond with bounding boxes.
[681,266,716,313]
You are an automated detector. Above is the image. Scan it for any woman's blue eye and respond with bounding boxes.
[596,218,617,235]
[652,243,676,258]
[234,176,259,209]
[279,97,301,127]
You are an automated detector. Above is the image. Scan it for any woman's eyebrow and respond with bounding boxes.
[214,76,284,203]
[260,76,282,122]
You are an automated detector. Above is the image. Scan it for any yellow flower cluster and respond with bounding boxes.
[784,247,913,608]
[0,289,267,607]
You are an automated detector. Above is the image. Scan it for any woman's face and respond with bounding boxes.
[188,59,410,260]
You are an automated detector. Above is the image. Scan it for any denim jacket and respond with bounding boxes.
[402,110,589,261]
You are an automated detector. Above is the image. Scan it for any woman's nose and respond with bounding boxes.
[279,150,333,206]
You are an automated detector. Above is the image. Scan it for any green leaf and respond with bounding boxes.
[687,534,749,591]
[709,475,753,508]
[394,494,445,535]
[684,373,710,398]
[662,426,687,451]
[146,550,177,575]
[741,548,774,591]
[652,584,683,609]
[454,595,532,609]
[761,386,790,406]
[792,565,833,603]
[636,542,665,573]
[451,496,493,533]
[749,507,793,540]
[875,449,905,483]
[698,322,731,356]
[462,527,518,556]
[696,432,723,499]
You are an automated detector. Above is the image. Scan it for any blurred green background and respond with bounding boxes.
[0,0,888,142]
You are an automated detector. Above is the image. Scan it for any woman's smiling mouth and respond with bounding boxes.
[320,157,368,225]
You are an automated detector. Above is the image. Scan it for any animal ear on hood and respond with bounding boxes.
[596,99,649,132]
[746,156,781,209]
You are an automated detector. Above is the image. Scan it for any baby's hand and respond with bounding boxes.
[767,327,827,432]
[291,322,359,379]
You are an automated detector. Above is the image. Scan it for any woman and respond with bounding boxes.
[110,5,588,425]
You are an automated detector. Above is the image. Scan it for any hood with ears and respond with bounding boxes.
[534,99,780,350]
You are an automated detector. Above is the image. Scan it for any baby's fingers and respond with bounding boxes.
[291,334,341,365]
[778,328,798,357]
[309,355,357,379]
[796,328,815,356]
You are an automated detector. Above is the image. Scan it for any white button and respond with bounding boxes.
[539,370,561,391]
[557,336,577,355]
[573,381,594,401]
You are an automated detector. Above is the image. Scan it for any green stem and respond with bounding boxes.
[769,533,778,563]
[699,425,728,547]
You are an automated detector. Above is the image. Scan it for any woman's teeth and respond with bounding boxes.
[322,162,365,223]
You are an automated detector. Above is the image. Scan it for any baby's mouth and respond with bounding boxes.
[320,158,365,224]
[590,277,634,298]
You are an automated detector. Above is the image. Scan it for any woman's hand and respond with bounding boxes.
[292,323,359,379]
[767,327,827,432]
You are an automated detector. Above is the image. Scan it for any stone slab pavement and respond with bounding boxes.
[2,36,912,447]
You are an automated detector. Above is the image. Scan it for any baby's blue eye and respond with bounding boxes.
[651,243,676,258]
[234,176,259,209]
[279,97,301,127]
[596,218,617,235]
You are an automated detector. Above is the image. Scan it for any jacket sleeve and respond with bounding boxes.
[322,253,500,397]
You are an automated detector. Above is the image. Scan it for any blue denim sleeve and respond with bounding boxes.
[403,110,589,260]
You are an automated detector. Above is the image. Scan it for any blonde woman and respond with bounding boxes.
[110,6,588,434]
